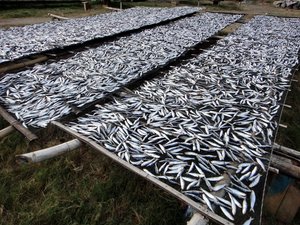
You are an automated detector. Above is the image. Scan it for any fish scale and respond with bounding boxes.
[66,15,299,225]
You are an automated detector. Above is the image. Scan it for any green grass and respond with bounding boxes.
[0,127,185,225]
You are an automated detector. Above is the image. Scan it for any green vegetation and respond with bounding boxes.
[0,127,186,225]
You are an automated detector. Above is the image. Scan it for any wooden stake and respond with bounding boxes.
[82,1,88,11]
[269,166,279,174]
[187,213,208,225]
[282,104,292,109]
[279,124,287,129]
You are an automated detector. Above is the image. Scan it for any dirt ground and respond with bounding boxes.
[0,7,109,28]
[0,17,51,27]
[206,1,300,17]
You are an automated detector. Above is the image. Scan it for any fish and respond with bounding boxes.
[0,6,199,63]
[0,13,241,128]
[62,15,300,224]
[242,217,254,225]
[220,206,234,221]
[250,190,256,212]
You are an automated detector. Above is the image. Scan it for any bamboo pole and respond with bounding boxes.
[0,125,15,138]
[48,13,69,20]
[0,106,37,141]
[273,143,300,160]
[52,121,233,225]
[103,6,122,11]
[16,139,82,164]
[0,56,48,75]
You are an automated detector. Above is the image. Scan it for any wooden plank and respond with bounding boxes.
[52,121,234,225]
[0,106,37,141]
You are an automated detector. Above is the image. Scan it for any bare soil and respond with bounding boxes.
[0,17,51,27]
[202,1,300,17]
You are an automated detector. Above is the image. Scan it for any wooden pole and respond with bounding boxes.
[48,13,69,20]
[270,154,300,179]
[0,56,48,75]
[0,125,15,139]
[0,106,37,141]
[52,121,233,225]
[82,2,88,11]
[103,6,122,11]
[187,213,208,225]
[16,139,82,164]
[273,143,300,160]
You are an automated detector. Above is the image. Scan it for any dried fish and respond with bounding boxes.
[0,6,199,63]
[0,13,241,128]
[65,15,299,224]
